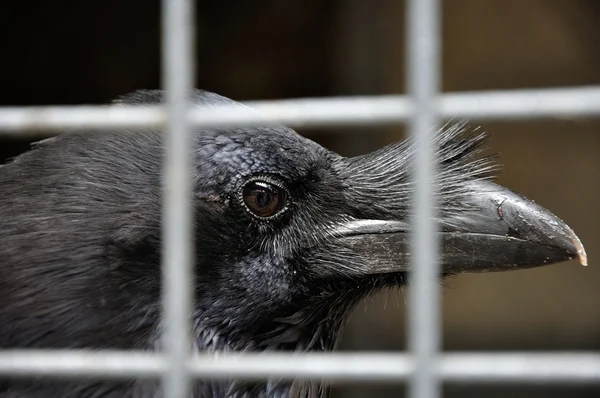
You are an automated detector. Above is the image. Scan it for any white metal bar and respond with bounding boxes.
[440,86,600,120]
[0,87,599,134]
[407,0,441,397]
[160,0,195,395]
[0,351,599,384]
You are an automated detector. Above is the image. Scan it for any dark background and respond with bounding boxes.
[1,1,599,397]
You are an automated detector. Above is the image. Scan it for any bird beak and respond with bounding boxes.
[333,179,587,275]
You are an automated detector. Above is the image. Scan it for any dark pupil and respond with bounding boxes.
[254,189,273,209]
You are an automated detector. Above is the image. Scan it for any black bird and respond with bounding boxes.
[0,90,586,397]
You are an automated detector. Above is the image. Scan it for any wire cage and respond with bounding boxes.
[0,0,600,397]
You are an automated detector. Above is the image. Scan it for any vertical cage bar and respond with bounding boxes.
[406,0,442,398]
[161,0,195,396]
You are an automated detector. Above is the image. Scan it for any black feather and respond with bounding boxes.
[0,89,495,397]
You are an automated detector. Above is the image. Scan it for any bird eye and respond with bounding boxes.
[241,179,289,219]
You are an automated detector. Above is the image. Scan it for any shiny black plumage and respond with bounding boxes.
[0,90,584,397]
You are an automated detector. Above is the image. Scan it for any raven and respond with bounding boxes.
[0,90,586,397]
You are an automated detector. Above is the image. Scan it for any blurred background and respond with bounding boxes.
[1,1,599,397]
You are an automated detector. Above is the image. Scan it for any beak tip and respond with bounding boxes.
[572,235,587,266]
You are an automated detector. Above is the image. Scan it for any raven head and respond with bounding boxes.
[0,89,586,397]
[150,91,585,353]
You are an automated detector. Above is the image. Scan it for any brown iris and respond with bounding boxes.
[242,180,288,218]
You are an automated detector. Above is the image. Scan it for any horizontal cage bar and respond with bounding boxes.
[0,86,599,135]
[0,351,598,384]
